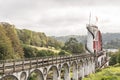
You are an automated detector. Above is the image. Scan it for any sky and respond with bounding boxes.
[0,0,120,36]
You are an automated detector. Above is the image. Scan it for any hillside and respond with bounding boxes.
[17,29,63,49]
[30,45,60,53]
[53,33,120,49]
[0,22,63,60]
[53,35,86,43]
[102,33,120,43]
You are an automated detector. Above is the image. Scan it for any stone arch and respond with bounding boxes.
[20,72,27,80]
[87,57,93,75]
[88,57,92,66]
[70,61,78,80]
[27,69,44,80]
[83,58,89,76]
[58,64,61,71]
[101,57,104,64]
[85,58,89,65]
[91,57,95,73]
[61,63,69,72]
[60,63,69,80]
[91,57,95,63]
[2,75,18,80]
[90,57,93,63]
[98,61,100,67]
[79,59,83,66]
[77,60,83,80]
[43,67,47,75]
[71,61,77,66]
[46,66,59,80]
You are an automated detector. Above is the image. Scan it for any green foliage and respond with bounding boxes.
[37,50,55,57]
[0,24,14,60]
[23,45,37,58]
[109,53,118,66]
[29,73,38,80]
[47,37,64,49]
[58,50,70,56]
[58,50,66,55]
[2,23,24,58]
[0,23,24,60]
[101,76,117,80]
[23,45,56,58]
[0,22,87,59]
[17,29,63,49]
[0,22,64,59]
[83,66,120,80]
[109,49,120,66]
[117,49,120,64]
[63,37,84,54]
[17,29,47,46]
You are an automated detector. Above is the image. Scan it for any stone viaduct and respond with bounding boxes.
[0,53,109,80]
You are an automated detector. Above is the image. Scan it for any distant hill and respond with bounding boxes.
[53,35,87,43]
[102,33,120,43]
[53,33,120,49]
[102,33,120,49]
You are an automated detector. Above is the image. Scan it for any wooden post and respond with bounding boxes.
[47,57,49,65]
[3,60,5,74]
[60,56,61,63]
[56,56,57,64]
[22,59,24,70]
[36,58,38,68]
[63,56,64,62]
[52,56,53,64]
[13,60,15,72]
[30,58,32,69]
[69,55,71,63]
[42,58,44,67]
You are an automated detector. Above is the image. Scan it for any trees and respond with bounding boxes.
[2,23,24,58]
[117,49,120,64]
[63,37,84,54]
[23,45,37,58]
[37,50,55,57]
[109,53,118,66]
[17,29,32,45]
[47,37,64,49]
[17,29,62,49]
[109,49,120,66]
[0,24,14,60]
[0,23,25,60]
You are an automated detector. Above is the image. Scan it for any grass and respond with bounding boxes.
[29,45,60,53]
[83,65,120,80]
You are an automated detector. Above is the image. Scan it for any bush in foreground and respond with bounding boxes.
[83,66,120,80]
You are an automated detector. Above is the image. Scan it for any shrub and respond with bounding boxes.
[101,76,117,80]
[23,45,38,58]
[37,50,55,57]
[58,50,70,56]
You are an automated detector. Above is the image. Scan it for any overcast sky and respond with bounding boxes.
[0,0,120,36]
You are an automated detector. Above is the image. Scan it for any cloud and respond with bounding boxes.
[54,0,120,6]
[0,0,120,36]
